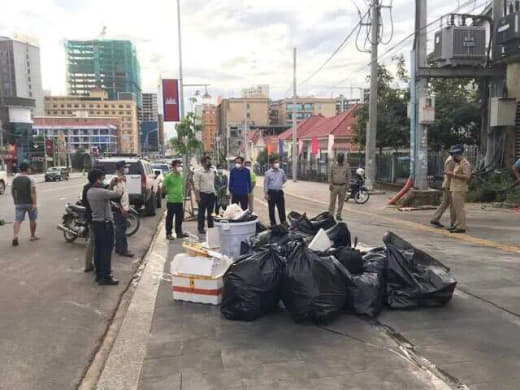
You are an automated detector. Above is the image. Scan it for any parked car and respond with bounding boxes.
[94,157,158,216]
[0,161,7,194]
[45,166,67,182]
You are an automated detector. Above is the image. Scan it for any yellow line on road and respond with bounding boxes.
[281,190,520,255]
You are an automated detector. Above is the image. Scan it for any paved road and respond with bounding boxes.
[0,178,162,390]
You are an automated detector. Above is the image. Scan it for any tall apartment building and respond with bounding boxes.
[142,92,158,121]
[65,40,142,108]
[44,88,139,154]
[0,36,43,115]
[270,97,337,126]
[216,97,269,157]
[202,105,217,154]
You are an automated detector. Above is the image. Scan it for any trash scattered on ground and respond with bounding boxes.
[397,206,437,212]
[170,209,457,323]
[221,248,285,321]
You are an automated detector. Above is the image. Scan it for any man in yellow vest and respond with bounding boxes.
[430,154,456,229]
[446,144,471,234]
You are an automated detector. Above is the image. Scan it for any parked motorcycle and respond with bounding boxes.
[345,168,370,204]
[57,201,140,243]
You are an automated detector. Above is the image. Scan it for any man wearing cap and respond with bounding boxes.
[430,154,456,229]
[245,160,256,212]
[446,144,472,234]
[113,161,134,257]
[328,153,351,221]
[163,160,189,240]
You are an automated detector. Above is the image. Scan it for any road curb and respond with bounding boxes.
[95,213,168,390]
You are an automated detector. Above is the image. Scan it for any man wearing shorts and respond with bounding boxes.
[11,162,39,246]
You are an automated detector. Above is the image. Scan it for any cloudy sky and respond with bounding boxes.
[2,0,488,104]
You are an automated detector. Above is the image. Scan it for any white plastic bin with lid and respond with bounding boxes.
[214,218,258,259]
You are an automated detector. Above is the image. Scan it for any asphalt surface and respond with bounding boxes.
[0,177,162,390]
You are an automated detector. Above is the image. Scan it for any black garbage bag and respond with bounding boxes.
[287,211,303,225]
[288,212,315,235]
[256,222,268,234]
[325,222,352,249]
[335,247,363,274]
[240,241,251,256]
[310,212,337,231]
[344,249,387,317]
[231,210,256,222]
[383,232,457,309]
[251,224,289,250]
[221,248,285,321]
[282,242,348,324]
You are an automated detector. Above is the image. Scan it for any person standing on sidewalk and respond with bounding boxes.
[11,162,39,246]
[194,156,216,234]
[82,170,97,272]
[328,153,351,221]
[214,165,228,214]
[87,169,122,285]
[264,158,287,226]
[113,161,134,257]
[430,154,456,229]
[163,160,188,240]
[229,156,251,210]
[245,160,257,212]
[446,145,472,234]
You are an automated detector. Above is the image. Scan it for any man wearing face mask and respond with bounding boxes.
[447,144,472,233]
[229,156,251,210]
[113,161,134,257]
[328,153,351,221]
[194,156,217,234]
[264,158,287,226]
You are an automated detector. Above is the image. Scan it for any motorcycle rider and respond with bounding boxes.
[113,161,134,257]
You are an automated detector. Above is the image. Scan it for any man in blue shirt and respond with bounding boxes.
[264,157,287,226]
[229,156,251,210]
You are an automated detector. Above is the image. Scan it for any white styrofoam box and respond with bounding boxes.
[170,254,232,305]
[205,228,220,249]
[309,228,333,252]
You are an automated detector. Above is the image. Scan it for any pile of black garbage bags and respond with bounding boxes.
[221,211,457,324]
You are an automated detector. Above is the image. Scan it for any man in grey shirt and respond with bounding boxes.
[87,169,122,285]
[264,157,287,226]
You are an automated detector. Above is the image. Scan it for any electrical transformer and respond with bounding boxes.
[495,10,520,59]
[431,25,487,67]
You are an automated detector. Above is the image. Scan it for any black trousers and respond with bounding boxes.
[166,202,184,236]
[268,189,286,226]
[232,194,248,210]
[92,221,114,278]
[198,193,215,231]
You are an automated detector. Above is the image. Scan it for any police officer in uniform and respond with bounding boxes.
[328,153,351,221]
[430,154,456,229]
[446,144,471,234]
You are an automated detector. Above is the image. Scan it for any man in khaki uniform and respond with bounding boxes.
[328,153,351,221]
[430,154,456,228]
[446,144,471,233]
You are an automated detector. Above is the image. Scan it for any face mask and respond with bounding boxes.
[235,163,242,169]
[245,165,251,169]
[123,167,129,174]
[273,163,280,169]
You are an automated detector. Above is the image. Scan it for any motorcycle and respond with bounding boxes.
[57,201,140,243]
[345,173,370,204]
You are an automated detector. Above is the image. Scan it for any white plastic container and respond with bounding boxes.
[214,218,258,259]
[170,254,231,305]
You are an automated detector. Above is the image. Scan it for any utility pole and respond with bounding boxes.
[413,0,428,189]
[243,100,248,159]
[292,47,298,182]
[365,0,380,190]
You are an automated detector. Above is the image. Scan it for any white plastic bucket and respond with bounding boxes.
[214,218,258,259]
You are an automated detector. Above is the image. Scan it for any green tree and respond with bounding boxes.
[353,55,410,153]
[427,78,481,151]
[170,112,203,158]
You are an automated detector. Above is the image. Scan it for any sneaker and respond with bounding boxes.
[30,236,40,241]
[119,251,135,258]
[430,221,444,228]
[449,229,466,234]
[12,238,19,247]
[336,215,343,221]
[97,276,119,286]
[177,233,189,239]
[166,235,175,240]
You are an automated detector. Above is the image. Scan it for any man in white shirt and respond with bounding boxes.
[113,161,134,257]
[194,156,216,234]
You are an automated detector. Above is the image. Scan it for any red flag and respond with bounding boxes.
[162,79,180,122]
[311,137,319,155]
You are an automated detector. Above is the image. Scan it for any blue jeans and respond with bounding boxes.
[92,221,114,278]
[113,208,128,254]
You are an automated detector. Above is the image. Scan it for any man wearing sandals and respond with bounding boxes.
[11,162,39,246]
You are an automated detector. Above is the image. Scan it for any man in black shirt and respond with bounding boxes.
[11,162,38,246]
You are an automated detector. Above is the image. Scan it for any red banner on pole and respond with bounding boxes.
[162,79,180,122]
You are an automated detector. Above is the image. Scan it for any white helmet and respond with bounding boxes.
[356,168,365,176]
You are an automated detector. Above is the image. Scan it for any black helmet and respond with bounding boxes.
[449,144,464,155]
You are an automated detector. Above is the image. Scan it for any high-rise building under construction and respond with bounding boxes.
[65,39,142,108]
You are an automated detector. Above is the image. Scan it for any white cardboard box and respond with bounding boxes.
[170,254,231,305]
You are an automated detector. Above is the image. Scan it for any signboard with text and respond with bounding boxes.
[162,79,180,122]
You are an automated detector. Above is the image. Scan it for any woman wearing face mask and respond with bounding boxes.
[229,156,251,210]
